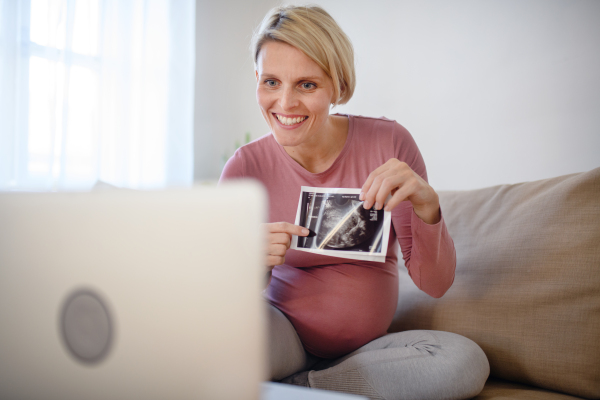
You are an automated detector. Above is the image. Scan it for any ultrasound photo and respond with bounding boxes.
[292,187,392,262]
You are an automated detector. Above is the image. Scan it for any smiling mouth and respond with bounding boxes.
[274,113,308,126]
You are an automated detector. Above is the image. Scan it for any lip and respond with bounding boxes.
[272,113,308,130]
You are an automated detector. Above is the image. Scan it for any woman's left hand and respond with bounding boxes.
[360,158,441,224]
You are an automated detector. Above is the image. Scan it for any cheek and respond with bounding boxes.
[256,89,275,127]
[256,87,273,110]
[307,95,332,118]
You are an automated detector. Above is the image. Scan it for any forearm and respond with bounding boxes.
[404,208,456,298]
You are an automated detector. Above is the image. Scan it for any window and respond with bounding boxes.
[0,0,195,191]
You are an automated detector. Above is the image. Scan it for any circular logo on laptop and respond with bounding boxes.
[60,288,114,365]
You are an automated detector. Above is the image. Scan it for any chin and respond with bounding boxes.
[270,131,302,148]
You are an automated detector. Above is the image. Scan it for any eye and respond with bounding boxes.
[264,79,278,87]
[301,82,316,90]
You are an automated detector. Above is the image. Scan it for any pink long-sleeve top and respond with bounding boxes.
[220,115,456,358]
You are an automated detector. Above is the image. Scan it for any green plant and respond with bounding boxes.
[222,132,252,170]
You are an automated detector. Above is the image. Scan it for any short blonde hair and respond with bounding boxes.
[251,5,355,105]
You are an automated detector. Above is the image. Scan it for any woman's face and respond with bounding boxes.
[255,41,335,149]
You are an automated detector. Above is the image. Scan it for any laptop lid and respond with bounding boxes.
[0,182,267,400]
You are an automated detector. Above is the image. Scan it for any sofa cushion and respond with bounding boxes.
[476,378,583,399]
[389,168,600,399]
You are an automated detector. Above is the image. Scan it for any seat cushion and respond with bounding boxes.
[475,378,583,400]
[389,168,600,399]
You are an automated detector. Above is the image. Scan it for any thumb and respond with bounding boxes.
[287,224,310,237]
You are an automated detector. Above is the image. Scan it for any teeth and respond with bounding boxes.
[276,114,306,125]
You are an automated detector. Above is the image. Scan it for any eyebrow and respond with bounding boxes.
[260,73,323,82]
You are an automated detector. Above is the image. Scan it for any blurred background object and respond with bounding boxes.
[0,0,195,191]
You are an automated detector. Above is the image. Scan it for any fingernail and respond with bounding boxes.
[363,201,371,209]
[359,191,365,200]
[375,202,382,210]
[302,228,309,235]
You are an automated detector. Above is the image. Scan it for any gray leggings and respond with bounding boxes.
[268,304,490,400]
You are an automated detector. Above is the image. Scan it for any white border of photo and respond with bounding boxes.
[290,186,392,263]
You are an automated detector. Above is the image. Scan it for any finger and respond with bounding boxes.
[360,161,394,201]
[369,162,416,209]
[266,255,285,268]
[383,180,417,211]
[267,243,288,257]
[281,222,310,237]
[267,222,309,237]
[265,221,292,233]
[374,173,411,210]
[268,232,292,248]
[374,168,418,209]
[363,168,398,209]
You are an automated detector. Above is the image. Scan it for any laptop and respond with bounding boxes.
[0,182,267,400]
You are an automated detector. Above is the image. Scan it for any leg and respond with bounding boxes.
[266,303,311,381]
[283,330,490,400]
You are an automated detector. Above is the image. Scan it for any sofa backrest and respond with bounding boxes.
[389,168,600,399]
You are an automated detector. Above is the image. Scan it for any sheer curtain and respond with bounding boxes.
[0,0,195,191]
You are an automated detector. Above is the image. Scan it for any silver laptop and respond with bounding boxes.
[0,182,267,400]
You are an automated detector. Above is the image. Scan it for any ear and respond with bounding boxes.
[255,70,259,82]
[338,82,346,100]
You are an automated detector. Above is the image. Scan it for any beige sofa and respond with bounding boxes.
[389,168,600,399]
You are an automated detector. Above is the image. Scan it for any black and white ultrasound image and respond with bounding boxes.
[297,192,384,253]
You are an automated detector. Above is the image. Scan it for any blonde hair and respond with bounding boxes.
[251,5,355,105]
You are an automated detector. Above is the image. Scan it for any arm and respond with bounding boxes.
[220,149,309,285]
[360,124,456,298]
[394,202,456,298]
[219,149,246,183]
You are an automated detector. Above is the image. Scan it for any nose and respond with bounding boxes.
[279,86,299,111]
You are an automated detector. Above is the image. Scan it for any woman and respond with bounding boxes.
[221,5,489,400]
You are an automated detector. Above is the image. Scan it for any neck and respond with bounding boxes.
[284,114,349,174]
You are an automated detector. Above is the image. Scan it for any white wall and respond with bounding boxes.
[194,0,276,181]
[194,0,600,190]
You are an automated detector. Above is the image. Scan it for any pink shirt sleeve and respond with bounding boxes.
[220,149,245,181]
[390,122,456,298]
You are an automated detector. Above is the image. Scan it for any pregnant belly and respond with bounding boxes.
[266,262,398,358]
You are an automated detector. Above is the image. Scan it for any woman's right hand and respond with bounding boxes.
[265,222,309,270]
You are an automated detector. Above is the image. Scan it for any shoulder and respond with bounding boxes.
[349,114,426,179]
[349,114,417,148]
[220,133,279,182]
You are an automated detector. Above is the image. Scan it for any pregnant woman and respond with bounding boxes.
[220,5,489,400]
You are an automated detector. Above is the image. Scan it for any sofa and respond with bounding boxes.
[388,167,600,399]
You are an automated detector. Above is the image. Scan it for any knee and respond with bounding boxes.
[432,331,490,398]
[440,331,489,373]
[309,330,489,400]
[383,330,489,399]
